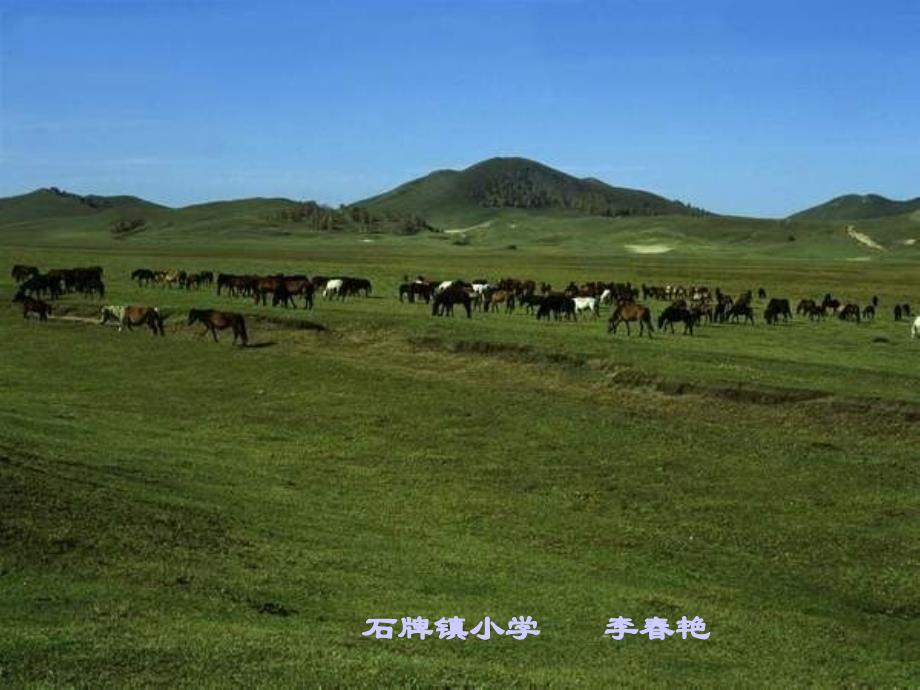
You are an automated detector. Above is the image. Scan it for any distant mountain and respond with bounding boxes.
[0,187,165,224]
[789,193,920,222]
[351,157,705,224]
[0,187,433,237]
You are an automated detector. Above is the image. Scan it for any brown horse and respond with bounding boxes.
[188,309,248,345]
[608,301,654,337]
[13,293,51,321]
[101,305,165,335]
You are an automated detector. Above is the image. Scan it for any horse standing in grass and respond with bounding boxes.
[838,304,861,323]
[13,293,51,321]
[608,301,654,337]
[912,316,920,339]
[657,303,693,335]
[572,296,599,319]
[728,303,755,325]
[187,309,248,346]
[432,285,472,318]
[100,305,165,335]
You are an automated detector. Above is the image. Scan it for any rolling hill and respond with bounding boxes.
[0,187,166,224]
[790,193,920,222]
[351,157,705,226]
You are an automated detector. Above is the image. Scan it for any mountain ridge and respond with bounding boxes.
[352,157,706,225]
[789,193,920,222]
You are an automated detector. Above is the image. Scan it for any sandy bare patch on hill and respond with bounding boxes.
[444,220,493,235]
[624,243,673,254]
[845,225,886,251]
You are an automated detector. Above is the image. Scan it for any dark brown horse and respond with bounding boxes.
[432,285,472,318]
[13,293,51,321]
[188,309,248,345]
[277,277,314,309]
[608,301,654,337]
[658,303,693,335]
[838,304,861,322]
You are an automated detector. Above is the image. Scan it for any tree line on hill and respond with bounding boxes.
[273,201,434,234]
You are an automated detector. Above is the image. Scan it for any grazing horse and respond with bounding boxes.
[912,316,920,339]
[100,305,165,335]
[131,268,155,286]
[608,302,653,337]
[431,285,472,318]
[253,277,282,306]
[658,304,693,335]
[764,298,792,325]
[822,295,841,314]
[187,309,248,346]
[484,289,516,314]
[861,305,875,320]
[757,287,767,299]
[13,293,51,321]
[322,278,344,299]
[572,296,600,319]
[535,294,575,321]
[278,277,314,309]
[727,304,755,325]
[796,298,817,316]
[838,304,861,323]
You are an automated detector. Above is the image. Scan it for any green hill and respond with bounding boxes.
[352,157,705,226]
[790,193,920,221]
[0,187,165,224]
[0,189,432,240]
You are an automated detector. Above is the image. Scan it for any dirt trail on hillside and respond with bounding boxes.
[846,225,886,251]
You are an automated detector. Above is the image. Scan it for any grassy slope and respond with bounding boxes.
[352,157,692,226]
[790,193,920,222]
[1,223,919,686]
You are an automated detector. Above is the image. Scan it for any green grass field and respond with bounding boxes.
[2,217,919,686]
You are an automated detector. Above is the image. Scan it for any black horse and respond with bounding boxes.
[432,286,471,318]
[657,304,694,335]
[728,304,755,325]
[764,298,792,325]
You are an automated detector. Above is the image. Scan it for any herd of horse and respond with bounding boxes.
[402,275,916,338]
[9,264,920,343]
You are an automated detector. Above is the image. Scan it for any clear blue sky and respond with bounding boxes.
[1,0,918,217]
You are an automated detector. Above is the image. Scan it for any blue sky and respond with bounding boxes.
[1,0,918,216]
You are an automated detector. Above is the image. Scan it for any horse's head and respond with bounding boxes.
[187,310,200,325]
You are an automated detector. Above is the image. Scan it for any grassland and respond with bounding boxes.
[1,213,919,687]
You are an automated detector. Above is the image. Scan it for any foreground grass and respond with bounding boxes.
[1,236,919,686]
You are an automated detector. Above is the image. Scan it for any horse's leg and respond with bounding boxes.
[210,326,219,342]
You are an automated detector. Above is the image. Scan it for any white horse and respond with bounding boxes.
[322,278,343,299]
[599,288,613,305]
[435,280,454,294]
[472,282,490,295]
[573,296,599,318]
[912,315,920,339]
